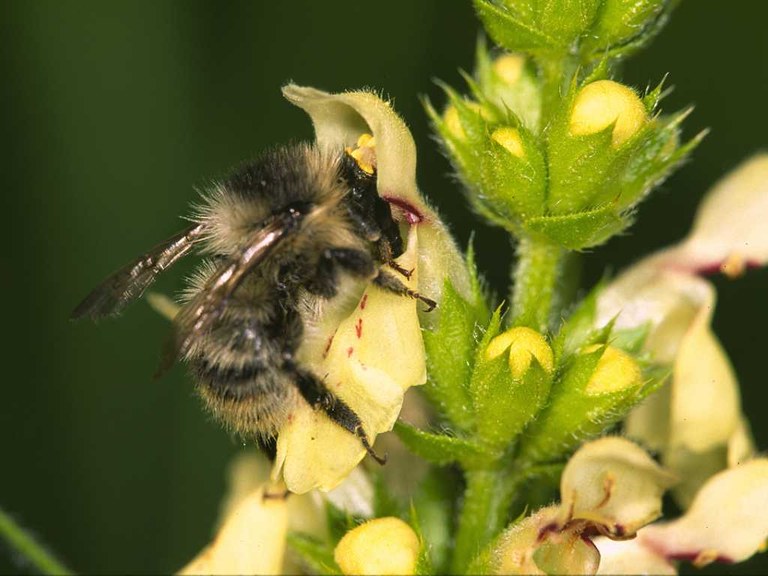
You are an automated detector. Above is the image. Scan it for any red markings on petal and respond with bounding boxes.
[355,318,363,338]
[359,293,368,310]
[347,346,354,357]
[383,196,424,224]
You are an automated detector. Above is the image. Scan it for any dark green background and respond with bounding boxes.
[2,1,767,574]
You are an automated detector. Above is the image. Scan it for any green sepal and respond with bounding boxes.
[407,505,433,576]
[533,0,603,50]
[517,347,665,464]
[422,275,489,431]
[524,204,628,249]
[469,350,553,449]
[535,81,699,248]
[552,280,605,359]
[394,421,498,468]
[286,532,341,576]
[474,38,542,131]
[480,122,548,222]
[473,0,559,54]
[546,104,618,215]
[582,0,680,61]
[611,323,652,355]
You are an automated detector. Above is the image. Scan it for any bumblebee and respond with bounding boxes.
[72,139,434,461]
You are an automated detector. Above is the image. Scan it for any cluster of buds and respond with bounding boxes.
[474,0,676,61]
[429,42,699,249]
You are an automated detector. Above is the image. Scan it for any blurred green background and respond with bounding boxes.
[2,1,767,574]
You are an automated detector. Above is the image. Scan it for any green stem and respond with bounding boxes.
[451,469,518,574]
[0,506,73,575]
[510,236,566,333]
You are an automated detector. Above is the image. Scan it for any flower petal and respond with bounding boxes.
[179,485,288,575]
[640,458,768,566]
[560,437,676,538]
[662,299,742,506]
[274,229,425,493]
[593,537,676,575]
[282,84,471,323]
[597,258,748,506]
[674,153,768,274]
[492,506,601,575]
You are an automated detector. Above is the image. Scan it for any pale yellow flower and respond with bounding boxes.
[180,451,373,575]
[595,458,768,573]
[491,437,673,574]
[596,154,768,505]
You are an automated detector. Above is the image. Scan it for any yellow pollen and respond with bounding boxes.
[345,133,376,174]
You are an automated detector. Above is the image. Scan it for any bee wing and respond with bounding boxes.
[71,223,206,320]
[168,211,301,366]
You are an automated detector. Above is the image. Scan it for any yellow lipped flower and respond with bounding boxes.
[490,437,673,575]
[595,458,768,573]
[180,451,374,575]
[596,154,768,506]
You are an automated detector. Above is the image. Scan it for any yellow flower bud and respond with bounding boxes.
[569,80,648,146]
[486,327,554,379]
[443,105,465,139]
[334,517,420,576]
[443,101,493,141]
[583,345,642,395]
[491,127,525,159]
[493,54,525,85]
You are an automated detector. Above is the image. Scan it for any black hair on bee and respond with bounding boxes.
[72,142,435,463]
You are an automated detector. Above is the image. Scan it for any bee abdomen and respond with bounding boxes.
[193,353,298,438]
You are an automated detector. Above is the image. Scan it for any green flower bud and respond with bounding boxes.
[516,344,651,463]
[475,47,542,131]
[526,78,698,249]
[569,80,648,147]
[429,88,548,231]
[585,0,671,55]
[474,0,602,54]
[470,327,555,449]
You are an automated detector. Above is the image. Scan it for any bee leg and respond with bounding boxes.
[387,260,414,280]
[373,269,437,312]
[306,247,376,298]
[289,363,387,465]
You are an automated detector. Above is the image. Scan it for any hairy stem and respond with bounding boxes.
[510,236,567,333]
[451,468,518,573]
